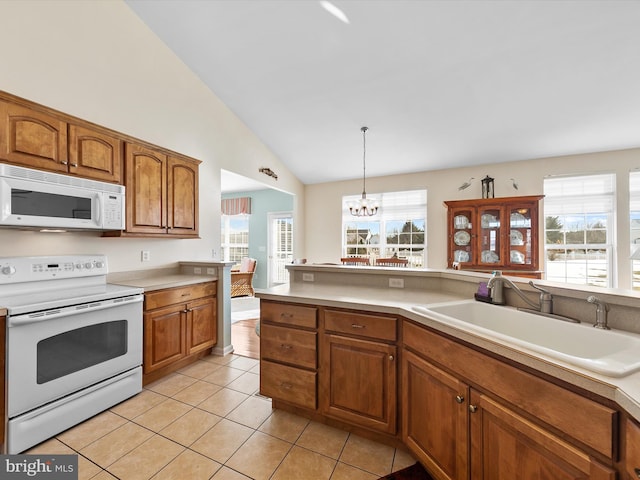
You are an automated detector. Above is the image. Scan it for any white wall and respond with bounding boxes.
[305,148,640,287]
[0,0,304,272]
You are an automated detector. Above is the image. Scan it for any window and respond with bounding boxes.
[342,190,426,267]
[221,215,249,263]
[544,174,616,287]
[630,171,640,290]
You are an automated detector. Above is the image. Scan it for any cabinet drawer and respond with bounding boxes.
[145,282,216,310]
[324,309,397,341]
[261,301,317,329]
[260,360,316,410]
[261,324,317,369]
[403,320,617,459]
[627,418,640,479]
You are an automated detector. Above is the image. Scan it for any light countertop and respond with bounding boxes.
[257,282,640,424]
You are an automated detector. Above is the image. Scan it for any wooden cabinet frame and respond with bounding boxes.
[445,195,544,277]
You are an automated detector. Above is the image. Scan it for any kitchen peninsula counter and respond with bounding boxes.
[258,264,640,424]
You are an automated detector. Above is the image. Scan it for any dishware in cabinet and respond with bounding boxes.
[445,195,543,277]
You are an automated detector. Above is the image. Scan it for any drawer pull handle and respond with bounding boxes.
[455,395,465,404]
[280,382,293,390]
[635,468,640,478]
[469,404,478,413]
[70,163,78,167]
[280,313,293,319]
[351,323,365,329]
[181,293,191,297]
[280,344,293,350]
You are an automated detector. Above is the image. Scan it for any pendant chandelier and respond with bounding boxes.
[349,126,379,216]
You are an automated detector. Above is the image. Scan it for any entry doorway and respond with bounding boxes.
[268,212,293,287]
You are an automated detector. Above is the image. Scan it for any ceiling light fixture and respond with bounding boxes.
[319,1,350,24]
[348,126,378,217]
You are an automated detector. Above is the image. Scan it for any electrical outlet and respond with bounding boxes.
[302,273,315,282]
[389,278,404,288]
[194,267,202,274]
[211,249,216,258]
[206,268,215,275]
[141,250,150,262]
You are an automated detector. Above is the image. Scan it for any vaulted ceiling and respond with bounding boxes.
[126,1,640,185]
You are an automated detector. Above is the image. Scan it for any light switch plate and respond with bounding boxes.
[389,278,404,288]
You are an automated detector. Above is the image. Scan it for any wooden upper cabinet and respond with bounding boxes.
[123,143,200,237]
[125,143,167,235]
[445,195,544,278]
[69,124,122,183]
[0,100,68,172]
[167,155,199,235]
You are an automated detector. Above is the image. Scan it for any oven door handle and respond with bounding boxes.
[7,294,143,327]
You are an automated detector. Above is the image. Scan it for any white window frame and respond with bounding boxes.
[630,171,640,290]
[342,190,426,267]
[221,214,250,263]
[543,173,616,288]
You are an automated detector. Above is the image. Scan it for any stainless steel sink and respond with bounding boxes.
[412,299,640,377]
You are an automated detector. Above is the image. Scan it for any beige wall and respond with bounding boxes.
[305,148,640,288]
[0,0,304,272]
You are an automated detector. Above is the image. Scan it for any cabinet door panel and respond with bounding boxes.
[0,101,67,171]
[167,156,198,235]
[470,392,615,480]
[144,305,186,373]
[321,334,396,434]
[402,350,469,480]
[188,297,217,354]
[69,124,122,182]
[125,143,167,233]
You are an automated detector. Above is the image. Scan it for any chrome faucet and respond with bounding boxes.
[587,296,610,330]
[487,271,553,313]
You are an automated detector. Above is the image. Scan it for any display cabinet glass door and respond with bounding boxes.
[508,206,533,266]
[451,208,474,266]
[478,207,502,266]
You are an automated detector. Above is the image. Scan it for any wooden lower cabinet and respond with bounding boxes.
[321,332,397,434]
[626,418,640,480]
[402,320,616,480]
[259,301,318,409]
[470,392,615,480]
[143,282,217,384]
[402,349,469,480]
[320,309,398,435]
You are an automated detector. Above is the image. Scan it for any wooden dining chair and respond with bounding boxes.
[340,257,370,266]
[375,257,409,267]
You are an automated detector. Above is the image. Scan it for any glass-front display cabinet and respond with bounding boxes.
[445,195,544,278]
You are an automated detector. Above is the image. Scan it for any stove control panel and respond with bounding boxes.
[0,255,108,283]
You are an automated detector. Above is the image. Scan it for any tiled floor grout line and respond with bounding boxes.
[29,354,412,479]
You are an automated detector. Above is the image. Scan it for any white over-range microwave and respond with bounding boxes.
[0,164,125,231]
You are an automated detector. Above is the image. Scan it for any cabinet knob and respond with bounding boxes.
[455,395,465,404]
[635,468,640,478]
[61,161,68,165]
[70,163,78,167]
[469,404,478,413]
[388,355,394,361]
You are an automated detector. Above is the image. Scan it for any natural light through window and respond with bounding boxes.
[221,215,249,263]
[342,190,426,267]
[544,174,615,288]
[630,171,640,290]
